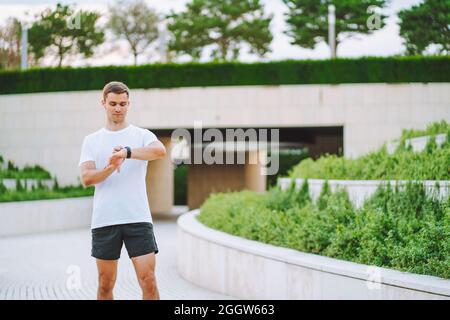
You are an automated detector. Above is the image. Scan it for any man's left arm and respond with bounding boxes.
[111,141,167,162]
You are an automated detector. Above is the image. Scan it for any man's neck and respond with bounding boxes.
[105,120,129,132]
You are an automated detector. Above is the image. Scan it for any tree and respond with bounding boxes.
[283,0,388,57]
[398,0,450,55]
[0,18,21,70]
[28,3,104,67]
[107,0,159,65]
[166,0,273,61]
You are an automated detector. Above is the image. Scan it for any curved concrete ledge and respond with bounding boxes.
[177,209,450,300]
[279,178,450,208]
[0,196,92,237]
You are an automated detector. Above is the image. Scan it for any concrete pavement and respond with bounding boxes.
[0,215,235,300]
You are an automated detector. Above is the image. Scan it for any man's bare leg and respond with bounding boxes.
[96,259,118,300]
[131,253,160,300]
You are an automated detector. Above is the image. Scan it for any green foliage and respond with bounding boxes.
[28,3,105,67]
[1,56,449,95]
[174,164,188,205]
[52,177,60,191]
[0,160,52,179]
[7,160,18,171]
[264,179,311,212]
[0,183,94,202]
[166,0,273,61]
[0,181,7,194]
[282,0,388,56]
[37,179,45,190]
[398,0,450,55]
[290,121,450,180]
[400,120,450,140]
[198,182,450,279]
[268,149,309,187]
[15,179,25,192]
[0,155,92,201]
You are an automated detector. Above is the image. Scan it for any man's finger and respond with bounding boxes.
[112,146,123,153]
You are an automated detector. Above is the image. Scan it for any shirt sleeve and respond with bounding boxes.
[78,137,95,166]
[142,129,158,147]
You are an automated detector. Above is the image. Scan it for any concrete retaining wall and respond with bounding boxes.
[0,196,92,237]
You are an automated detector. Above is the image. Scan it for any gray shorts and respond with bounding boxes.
[91,222,158,260]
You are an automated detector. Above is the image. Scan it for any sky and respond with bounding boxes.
[0,0,424,66]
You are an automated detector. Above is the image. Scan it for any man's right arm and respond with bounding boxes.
[79,161,116,187]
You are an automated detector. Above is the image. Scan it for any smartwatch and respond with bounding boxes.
[125,146,132,159]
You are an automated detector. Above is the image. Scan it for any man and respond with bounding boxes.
[78,81,166,300]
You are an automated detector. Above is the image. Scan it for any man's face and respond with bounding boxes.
[102,92,129,123]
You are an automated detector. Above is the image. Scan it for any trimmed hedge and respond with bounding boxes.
[1,56,449,95]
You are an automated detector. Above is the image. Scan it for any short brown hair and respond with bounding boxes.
[102,81,130,100]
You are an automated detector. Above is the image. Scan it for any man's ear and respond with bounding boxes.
[101,99,106,108]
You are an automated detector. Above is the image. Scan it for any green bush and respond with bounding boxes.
[1,56,449,95]
[15,179,25,192]
[198,182,450,279]
[0,183,94,202]
[400,120,450,140]
[289,122,450,180]
[0,181,7,194]
[0,158,52,180]
[7,160,18,171]
[267,149,309,187]
[174,164,188,205]
[0,156,92,202]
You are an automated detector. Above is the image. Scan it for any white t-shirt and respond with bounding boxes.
[78,124,157,229]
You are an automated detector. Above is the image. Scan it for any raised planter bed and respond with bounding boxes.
[278,178,450,208]
[177,210,450,300]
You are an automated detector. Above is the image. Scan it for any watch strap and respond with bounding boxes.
[125,146,131,159]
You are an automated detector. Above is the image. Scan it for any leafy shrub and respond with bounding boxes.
[290,122,450,180]
[198,182,450,279]
[0,159,52,180]
[174,164,187,205]
[0,181,7,194]
[400,120,450,140]
[267,149,308,187]
[0,184,94,202]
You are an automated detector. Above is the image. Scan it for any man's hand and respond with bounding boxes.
[109,146,126,173]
